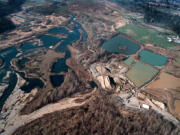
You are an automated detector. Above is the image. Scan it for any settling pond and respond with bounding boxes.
[139,50,168,66]
[102,35,141,55]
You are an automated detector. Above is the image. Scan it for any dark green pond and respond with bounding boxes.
[51,58,68,73]
[89,81,98,88]
[50,75,64,88]
[102,35,141,55]
[18,72,44,93]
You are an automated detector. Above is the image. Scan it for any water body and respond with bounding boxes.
[18,72,44,93]
[139,50,168,66]
[49,18,88,87]
[0,46,44,110]
[21,42,41,55]
[0,17,88,111]
[89,81,98,88]
[0,37,58,110]
[38,35,61,48]
[0,73,17,111]
[55,17,88,53]
[51,58,68,73]
[0,47,18,82]
[50,75,64,88]
[16,58,29,70]
[48,27,69,35]
[102,35,141,55]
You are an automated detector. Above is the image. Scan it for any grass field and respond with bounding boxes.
[118,24,177,48]
[123,57,134,66]
[126,62,159,87]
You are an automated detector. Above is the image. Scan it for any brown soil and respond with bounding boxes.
[13,92,180,135]
[146,72,180,120]
[164,63,180,78]
[20,47,93,115]
[174,100,180,119]
[147,72,180,89]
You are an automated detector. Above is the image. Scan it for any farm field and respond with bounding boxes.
[146,72,180,120]
[126,62,158,87]
[147,72,180,89]
[139,50,168,66]
[118,24,177,48]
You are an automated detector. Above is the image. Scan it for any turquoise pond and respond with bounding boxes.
[139,50,168,66]
[102,35,141,55]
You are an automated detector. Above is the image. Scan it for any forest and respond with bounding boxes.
[111,0,180,35]
[0,0,25,33]
[13,92,180,135]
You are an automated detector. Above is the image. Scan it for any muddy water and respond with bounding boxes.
[147,72,180,89]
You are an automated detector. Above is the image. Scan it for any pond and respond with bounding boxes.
[0,47,18,82]
[139,50,168,66]
[48,27,69,35]
[21,42,41,55]
[102,35,141,55]
[18,72,44,93]
[51,58,68,73]
[89,81,98,88]
[50,75,64,88]
[0,17,88,111]
[16,58,29,70]
[38,35,61,48]
[55,17,88,53]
